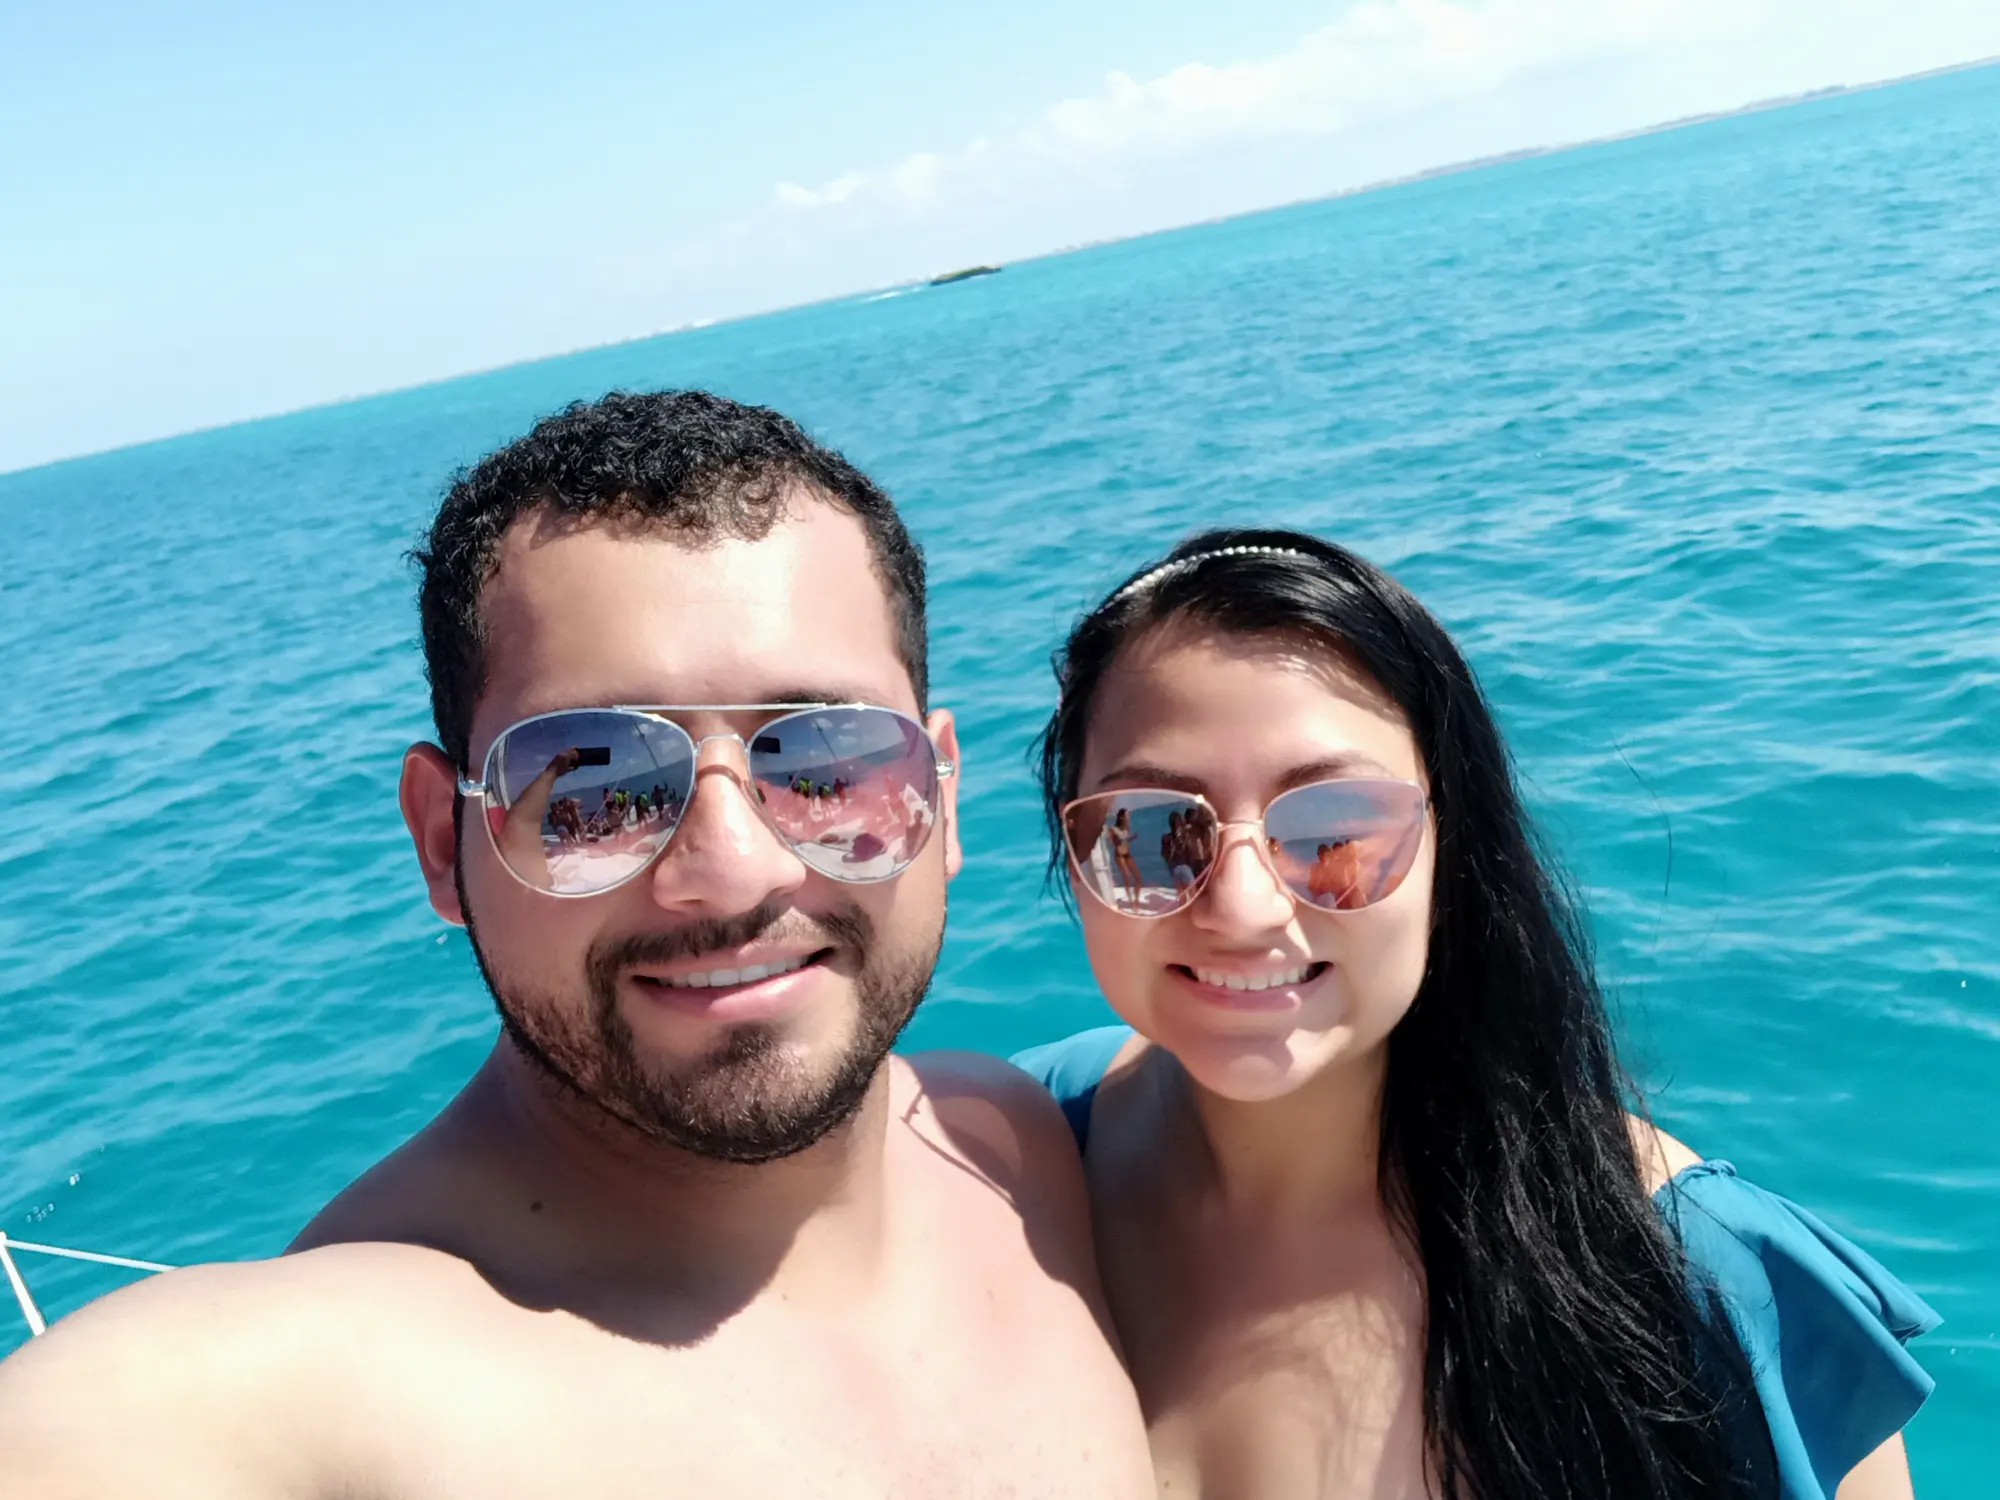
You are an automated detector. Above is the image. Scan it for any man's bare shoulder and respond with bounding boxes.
[292,1136,467,1253]
[3,1241,493,1376]
[897,1049,1101,1283]
[903,1050,1084,1184]
[289,1075,509,1254]
[0,1244,484,1498]
[906,1045,1074,1110]
[896,1049,1126,1345]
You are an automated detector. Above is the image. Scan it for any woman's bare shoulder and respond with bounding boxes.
[1626,1112,1703,1195]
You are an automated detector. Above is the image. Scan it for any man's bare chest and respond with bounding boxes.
[340,1286,1148,1500]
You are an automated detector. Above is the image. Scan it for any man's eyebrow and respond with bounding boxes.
[749,686,889,708]
[614,687,883,709]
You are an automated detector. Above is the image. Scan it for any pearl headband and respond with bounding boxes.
[1108,544,1309,604]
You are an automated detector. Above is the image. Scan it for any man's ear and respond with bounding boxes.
[926,708,964,880]
[400,743,466,926]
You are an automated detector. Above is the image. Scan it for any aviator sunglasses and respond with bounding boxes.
[459,703,954,897]
[1061,778,1428,919]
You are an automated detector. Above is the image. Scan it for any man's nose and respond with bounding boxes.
[1189,824,1296,935]
[645,738,808,915]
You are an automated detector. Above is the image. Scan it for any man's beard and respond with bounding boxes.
[458,878,939,1164]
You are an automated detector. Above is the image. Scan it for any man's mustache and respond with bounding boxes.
[588,902,875,979]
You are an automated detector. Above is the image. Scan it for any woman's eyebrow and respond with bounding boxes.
[1090,764,1207,793]
[1092,752,1400,796]
[1275,753,1396,790]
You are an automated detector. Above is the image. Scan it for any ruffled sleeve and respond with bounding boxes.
[1009,1025,1133,1151]
[1659,1161,1940,1499]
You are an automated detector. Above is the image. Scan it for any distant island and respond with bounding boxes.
[929,265,1002,287]
[1336,60,1994,200]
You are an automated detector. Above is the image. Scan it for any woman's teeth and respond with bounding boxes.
[659,954,812,990]
[1191,964,1316,992]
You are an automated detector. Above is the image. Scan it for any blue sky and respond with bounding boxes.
[5,0,1998,472]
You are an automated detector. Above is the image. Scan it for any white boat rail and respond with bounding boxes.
[0,1231,173,1338]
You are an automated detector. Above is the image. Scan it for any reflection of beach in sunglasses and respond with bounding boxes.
[473,704,946,896]
[1063,779,1426,918]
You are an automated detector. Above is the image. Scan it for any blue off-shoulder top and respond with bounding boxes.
[1012,1025,1940,1500]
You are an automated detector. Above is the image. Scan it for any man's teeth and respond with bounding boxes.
[659,954,812,989]
[1192,964,1314,992]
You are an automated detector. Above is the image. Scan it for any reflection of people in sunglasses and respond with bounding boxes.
[492,746,590,886]
[1306,840,1365,909]
[1105,808,1143,903]
[1162,811,1197,896]
[1013,530,1935,1500]
[3,393,1155,1499]
[1183,803,1216,872]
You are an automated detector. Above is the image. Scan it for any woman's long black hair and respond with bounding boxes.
[1039,527,1773,1499]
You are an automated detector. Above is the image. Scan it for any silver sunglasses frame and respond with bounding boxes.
[458,702,956,898]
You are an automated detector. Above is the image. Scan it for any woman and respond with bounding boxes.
[1106,805,1146,904]
[1015,529,1936,1500]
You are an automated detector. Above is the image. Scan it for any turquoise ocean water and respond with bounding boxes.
[4,62,1996,1486]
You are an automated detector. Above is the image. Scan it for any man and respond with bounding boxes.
[0,392,1154,1498]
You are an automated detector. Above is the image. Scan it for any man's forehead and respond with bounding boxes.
[475,501,913,718]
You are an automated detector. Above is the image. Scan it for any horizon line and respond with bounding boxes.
[6,51,1995,483]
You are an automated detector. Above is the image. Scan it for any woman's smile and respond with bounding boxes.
[1169,959,1332,1010]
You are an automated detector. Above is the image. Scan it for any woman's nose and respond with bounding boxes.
[1189,825,1295,934]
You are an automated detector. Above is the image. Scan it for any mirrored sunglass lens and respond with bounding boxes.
[1264,779,1425,911]
[1064,791,1214,916]
[748,708,939,881]
[486,712,694,894]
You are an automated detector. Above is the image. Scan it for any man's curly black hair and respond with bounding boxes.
[414,390,927,769]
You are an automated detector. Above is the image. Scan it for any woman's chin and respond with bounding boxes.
[1166,1028,1328,1103]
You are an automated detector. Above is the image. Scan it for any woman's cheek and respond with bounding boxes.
[1343,863,1434,1032]
[1079,906,1157,1030]
[1336,910,1429,1042]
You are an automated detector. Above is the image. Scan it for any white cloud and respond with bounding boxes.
[596,0,2000,339]
[763,0,1998,228]
[766,0,1735,217]
[773,174,865,209]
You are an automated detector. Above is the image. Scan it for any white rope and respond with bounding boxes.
[0,1235,47,1338]
[1,1237,174,1274]
[0,1232,174,1340]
